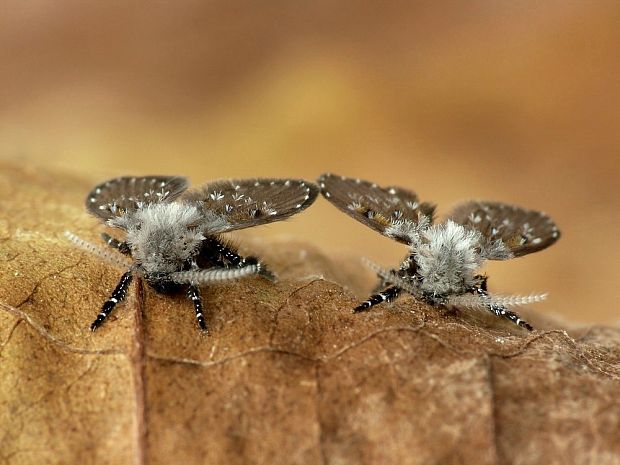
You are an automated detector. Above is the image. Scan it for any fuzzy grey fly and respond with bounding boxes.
[67,176,318,331]
[318,173,560,331]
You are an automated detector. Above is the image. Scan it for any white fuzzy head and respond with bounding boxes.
[384,215,431,244]
[110,202,206,275]
[413,220,485,296]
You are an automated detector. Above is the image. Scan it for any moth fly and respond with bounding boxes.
[67,176,318,332]
[318,173,560,331]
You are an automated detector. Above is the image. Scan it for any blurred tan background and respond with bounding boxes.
[1,1,618,324]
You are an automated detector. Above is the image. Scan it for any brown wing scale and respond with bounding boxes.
[86,176,189,222]
[446,201,560,258]
[318,173,435,244]
[183,178,319,232]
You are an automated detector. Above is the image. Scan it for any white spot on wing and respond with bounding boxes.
[210,191,225,201]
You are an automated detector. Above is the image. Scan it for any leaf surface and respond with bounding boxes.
[1,162,620,465]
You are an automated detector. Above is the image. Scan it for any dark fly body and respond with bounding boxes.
[67,176,318,331]
[318,173,560,331]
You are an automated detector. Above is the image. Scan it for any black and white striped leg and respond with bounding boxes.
[91,271,133,331]
[217,242,276,282]
[101,232,131,255]
[187,285,207,331]
[472,281,533,331]
[488,305,533,331]
[201,237,277,282]
[204,238,247,267]
[354,286,401,313]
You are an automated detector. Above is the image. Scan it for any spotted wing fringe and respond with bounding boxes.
[447,293,548,309]
[64,231,131,269]
[170,265,260,284]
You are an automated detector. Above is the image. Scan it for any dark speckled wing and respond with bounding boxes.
[317,173,435,244]
[85,176,189,222]
[446,200,560,258]
[184,178,319,232]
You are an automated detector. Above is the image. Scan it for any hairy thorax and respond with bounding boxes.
[412,221,485,296]
[114,202,207,275]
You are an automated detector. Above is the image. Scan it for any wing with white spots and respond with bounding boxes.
[318,173,435,244]
[86,176,189,222]
[184,178,319,232]
[446,201,560,258]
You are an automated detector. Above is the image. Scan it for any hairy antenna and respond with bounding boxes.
[170,265,260,284]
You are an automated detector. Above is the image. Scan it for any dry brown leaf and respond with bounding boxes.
[1,161,620,465]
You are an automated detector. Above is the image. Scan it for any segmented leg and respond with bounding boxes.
[472,279,533,331]
[489,305,533,331]
[187,285,207,331]
[91,271,133,331]
[199,237,276,281]
[354,286,401,313]
[101,232,131,255]
[199,237,243,267]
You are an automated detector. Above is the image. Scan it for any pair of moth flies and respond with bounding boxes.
[317,174,560,331]
[68,173,559,333]
[66,176,318,332]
